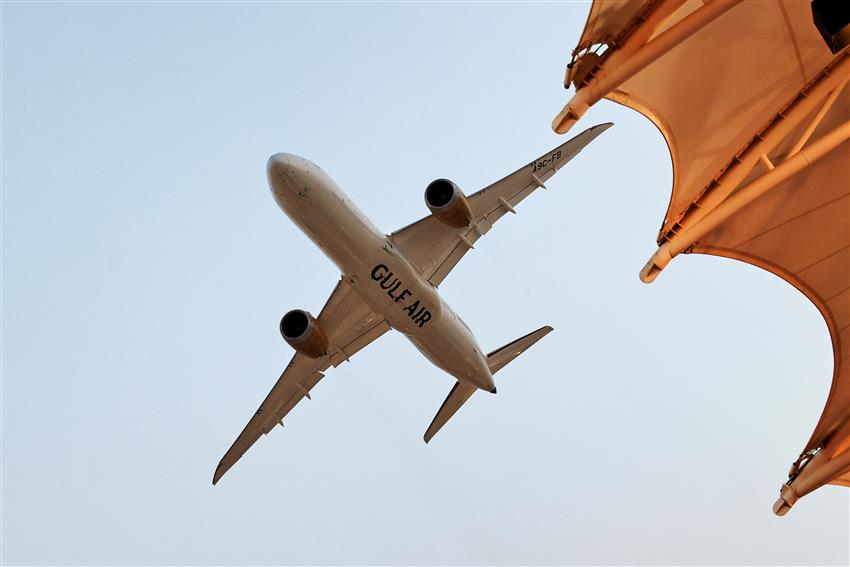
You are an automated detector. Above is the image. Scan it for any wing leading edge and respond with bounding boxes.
[388,123,612,285]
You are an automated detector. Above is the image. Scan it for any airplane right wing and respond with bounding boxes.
[213,278,390,484]
[388,123,611,286]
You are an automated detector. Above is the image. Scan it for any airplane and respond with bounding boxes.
[213,122,612,484]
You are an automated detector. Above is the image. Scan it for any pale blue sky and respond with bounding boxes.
[2,2,847,565]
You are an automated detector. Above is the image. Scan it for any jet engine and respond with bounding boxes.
[425,178,472,228]
[279,309,329,358]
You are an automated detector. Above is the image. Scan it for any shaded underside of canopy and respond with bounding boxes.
[560,0,850,511]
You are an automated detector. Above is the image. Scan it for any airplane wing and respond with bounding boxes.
[388,123,611,286]
[213,278,390,484]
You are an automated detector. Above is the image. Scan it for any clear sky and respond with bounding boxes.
[2,2,847,565]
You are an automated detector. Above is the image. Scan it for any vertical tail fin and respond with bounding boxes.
[423,325,553,442]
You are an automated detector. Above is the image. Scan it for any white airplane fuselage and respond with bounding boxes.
[267,153,496,393]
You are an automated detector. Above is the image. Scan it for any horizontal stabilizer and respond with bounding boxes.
[486,325,553,374]
[424,380,477,443]
[423,325,553,443]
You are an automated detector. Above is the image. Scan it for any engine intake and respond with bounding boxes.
[280,309,328,358]
[425,178,472,228]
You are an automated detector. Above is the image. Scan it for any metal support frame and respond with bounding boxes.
[550,0,850,516]
[774,417,850,515]
[552,0,740,134]
[638,53,850,282]
[566,0,686,90]
[788,73,850,157]
[640,119,850,282]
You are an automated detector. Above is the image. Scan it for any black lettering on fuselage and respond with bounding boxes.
[414,310,431,327]
[371,264,432,328]
[371,264,389,280]
[380,275,398,290]
[403,300,420,316]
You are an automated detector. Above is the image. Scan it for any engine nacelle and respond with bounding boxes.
[279,309,329,358]
[425,178,472,228]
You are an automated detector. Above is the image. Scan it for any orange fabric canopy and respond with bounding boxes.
[555,0,850,512]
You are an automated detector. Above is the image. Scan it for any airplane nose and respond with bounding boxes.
[267,153,293,178]
[267,153,299,210]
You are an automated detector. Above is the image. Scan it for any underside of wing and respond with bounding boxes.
[213,278,390,484]
[389,123,611,286]
[213,352,328,485]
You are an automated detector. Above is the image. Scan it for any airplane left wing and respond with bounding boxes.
[213,278,389,484]
[389,123,611,286]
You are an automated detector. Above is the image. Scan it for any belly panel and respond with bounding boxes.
[349,247,443,336]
